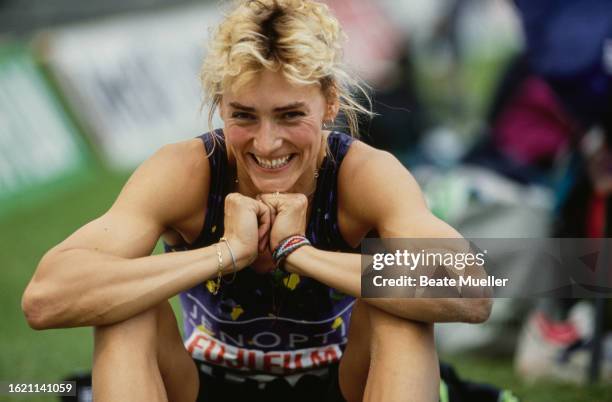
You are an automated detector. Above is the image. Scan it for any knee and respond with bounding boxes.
[366,303,435,353]
[94,304,161,353]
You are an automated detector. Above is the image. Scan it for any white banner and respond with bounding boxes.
[42,3,223,170]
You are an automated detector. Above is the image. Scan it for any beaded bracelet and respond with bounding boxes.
[272,235,311,269]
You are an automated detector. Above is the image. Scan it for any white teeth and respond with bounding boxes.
[254,155,291,169]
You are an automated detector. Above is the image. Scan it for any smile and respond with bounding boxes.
[250,153,295,170]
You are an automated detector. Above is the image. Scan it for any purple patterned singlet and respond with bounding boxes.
[164,130,358,375]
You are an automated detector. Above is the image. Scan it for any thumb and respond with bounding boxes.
[255,199,272,252]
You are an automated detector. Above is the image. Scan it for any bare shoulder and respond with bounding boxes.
[338,140,427,229]
[48,137,211,259]
[113,137,210,230]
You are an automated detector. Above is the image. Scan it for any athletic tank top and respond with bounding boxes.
[164,130,358,375]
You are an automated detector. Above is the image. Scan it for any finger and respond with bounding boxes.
[259,193,283,218]
[262,193,306,213]
[257,198,275,220]
[257,205,270,253]
[260,196,278,225]
[260,231,270,253]
[259,193,281,206]
[258,221,269,252]
[270,205,276,226]
[255,194,270,239]
[256,201,271,235]
[257,197,277,251]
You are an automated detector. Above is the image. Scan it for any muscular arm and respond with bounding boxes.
[21,141,236,329]
[285,248,489,323]
[285,142,492,323]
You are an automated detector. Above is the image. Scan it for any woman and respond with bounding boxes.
[22,1,491,401]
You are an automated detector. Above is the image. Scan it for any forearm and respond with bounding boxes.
[23,244,234,328]
[285,246,492,323]
[284,246,361,297]
[364,297,492,323]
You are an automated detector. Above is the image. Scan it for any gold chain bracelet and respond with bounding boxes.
[212,242,223,295]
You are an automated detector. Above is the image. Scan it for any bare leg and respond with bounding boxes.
[93,301,199,402]
[338,300,371,402]
[339,300,439,402]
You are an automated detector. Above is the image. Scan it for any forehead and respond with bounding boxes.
[224,70,324,109]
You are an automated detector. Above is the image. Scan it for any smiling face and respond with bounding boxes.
[220,70,337,195]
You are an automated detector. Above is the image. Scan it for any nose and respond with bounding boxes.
[253,119,282,155]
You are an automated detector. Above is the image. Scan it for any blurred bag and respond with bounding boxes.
[514,302,612,383]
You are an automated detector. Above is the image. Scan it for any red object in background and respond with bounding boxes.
[534,311,581,345]
[493,76,577,166]
[587,193,607,237]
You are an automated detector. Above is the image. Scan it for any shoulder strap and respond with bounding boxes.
[190,130,229,248]
[307,132,357,252]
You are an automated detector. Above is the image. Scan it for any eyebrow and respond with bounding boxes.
[228,102,307,112]
[229,102,256,112]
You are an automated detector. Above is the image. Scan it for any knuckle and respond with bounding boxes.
[225,192,240,205]
[294,194,308,207]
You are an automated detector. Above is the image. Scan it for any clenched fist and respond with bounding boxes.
[222,193,271,269]
[258,193,309,250]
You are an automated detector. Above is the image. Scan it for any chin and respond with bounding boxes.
[251,177,297,194]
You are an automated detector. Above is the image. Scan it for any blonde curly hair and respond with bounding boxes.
[200,0,372,137]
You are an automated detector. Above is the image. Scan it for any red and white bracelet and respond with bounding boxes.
[272,235,311,270]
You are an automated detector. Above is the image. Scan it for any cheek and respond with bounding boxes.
[224,126,251,150]
[285,122,321,150]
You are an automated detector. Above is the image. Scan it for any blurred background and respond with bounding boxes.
[1,0,612,401]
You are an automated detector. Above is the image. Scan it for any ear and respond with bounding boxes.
[326,99,340,122]
[324,90,340,122]
[322,80,339,122]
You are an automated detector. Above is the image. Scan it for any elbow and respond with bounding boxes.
[23,251,76,329]
[463,298,493,324]
[22,286,54,330]
[22,281,70,330]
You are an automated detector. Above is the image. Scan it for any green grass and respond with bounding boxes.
[0,168,182,402]
[2,167,612,402]
[442,354,612,402]
[0,169,122,401]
